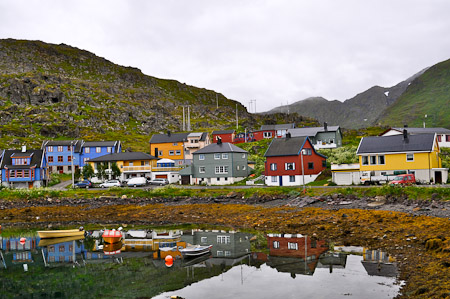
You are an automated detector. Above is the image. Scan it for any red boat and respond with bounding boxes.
[102,229,123,244]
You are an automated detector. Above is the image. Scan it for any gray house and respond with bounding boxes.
[179,141,249,185]
[287,123,342,149]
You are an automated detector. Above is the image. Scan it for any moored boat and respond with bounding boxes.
[102,229,123,243]
[38,235,85,247]
[179,245,213,258]
[38,228,85,239]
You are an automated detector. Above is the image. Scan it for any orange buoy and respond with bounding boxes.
[20,237,26,245]
[165,255,174,267]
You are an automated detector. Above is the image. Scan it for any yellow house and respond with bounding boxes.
[149,131,209,166]
[356,131,448,183]
[88,152,157,182]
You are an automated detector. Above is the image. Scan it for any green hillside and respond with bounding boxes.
[378,58,450,128]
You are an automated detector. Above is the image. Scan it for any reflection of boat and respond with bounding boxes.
[102,229,122,244]
[38,235,85,247]
[38,229,84,239]
[103,241,123,255]
[179,245,213,258]
[181,252,212,267]
[122,230,182,252]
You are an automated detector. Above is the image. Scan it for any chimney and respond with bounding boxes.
[404,124,408,128]
[167,130,171,137]
[286,132,291,139]
[324,122,328,131]
[403,129,408,140]
[217,136,222,145]
[21,145,26,152]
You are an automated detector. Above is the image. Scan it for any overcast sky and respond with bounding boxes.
[1,0,449,112]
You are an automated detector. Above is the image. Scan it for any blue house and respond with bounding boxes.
[80,141,122,167]
[42,140,83,174]
[0,147,48,188]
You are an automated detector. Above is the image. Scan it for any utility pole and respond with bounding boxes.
[182,106,185,131]
[71,141,74,188]
[301,149,305,192]
[236,104,238,130]
[216,94,218,109]
[187,106,191,131]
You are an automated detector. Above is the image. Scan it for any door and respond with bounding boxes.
[181,175,190,185]
[279,176,283,186]
[156,174,168,179]
[435,171,442,184]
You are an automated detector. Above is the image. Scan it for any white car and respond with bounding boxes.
[148,178,169,186]
[127,177,147,187]
[99,180,121,188]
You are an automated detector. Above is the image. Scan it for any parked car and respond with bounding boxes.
[390,174,416,185]
[99,180,121,188]
[74,180,92,189]
[148,178,169,186]
[126,177,147,187]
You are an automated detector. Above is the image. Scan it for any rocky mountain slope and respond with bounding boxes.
[266,66,437,129]
[0,39,318,151]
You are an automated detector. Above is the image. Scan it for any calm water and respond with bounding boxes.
[0,227,401,299]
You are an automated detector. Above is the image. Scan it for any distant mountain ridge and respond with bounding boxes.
[266,65,446,129]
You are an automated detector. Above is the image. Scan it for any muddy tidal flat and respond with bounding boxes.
[1,193,449,298]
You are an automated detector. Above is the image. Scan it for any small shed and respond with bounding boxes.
[331,164,360,185]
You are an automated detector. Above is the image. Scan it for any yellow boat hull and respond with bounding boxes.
[38,229,85,239]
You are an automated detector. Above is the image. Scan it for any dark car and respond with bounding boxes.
[74,180,92,189]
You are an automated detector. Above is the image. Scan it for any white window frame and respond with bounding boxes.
[85,147,90,154]
[214,153,221,160]
[222,153,228,159]
[158,150,163,156]
[370,156,377,165]
[175,150,181,155]
[199,166,206,173]
[285,162,295,170]
[378,155,385,165]
[199,154,205,160]
[201,237,207,243]
[270,163,277,171]
[242,154,246,158]
[57,146,63,152]
[47,146,54,152]
[217,235,231,244]
[96,147,101,153]
[215,166,229,174]
[289,175,295,182]
[273,241,280,249]
[406,153,414,162]
[169,150,174,156]
[288,242,298,250]
[271,176,277,182]
[107,147,112,153]
[263,131,272,138]
[362,156,368,165]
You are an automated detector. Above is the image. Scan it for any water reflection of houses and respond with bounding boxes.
[266,233,329,277]
[38,236,86,265]
[0,236,42,269]
[362,248,398,277]
[316,252,347,273]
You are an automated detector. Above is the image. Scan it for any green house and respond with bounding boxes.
[179,142,249,185]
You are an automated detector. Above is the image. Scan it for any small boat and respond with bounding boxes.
[38,229,84,239]
[38,235,85,247]
[102,229,123,243]
[179,245,213,258]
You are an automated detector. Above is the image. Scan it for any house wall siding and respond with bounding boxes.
[359,152,441,171]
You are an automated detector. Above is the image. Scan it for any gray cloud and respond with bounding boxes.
[1,0,449,112]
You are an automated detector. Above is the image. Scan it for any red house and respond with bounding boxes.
[253,123,295,141]
[212,130,235,143]
[264,135,327,186]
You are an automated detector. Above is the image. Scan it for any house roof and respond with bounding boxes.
[187,132,208,141]
[287,126,341,137]
[83,141,119,147]
[264,136,307,157]
[259,123,295,131]
[212,130,235,135]
[357,133,436,155]
[149,132,189,143]
[88,152,157,162]
[42,140,83,152]
[0,149,45,169]
[387,127,450,135]
[193,142,247,154]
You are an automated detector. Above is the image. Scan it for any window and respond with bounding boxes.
[199,154,205,160]
[169,150,174,156]
[173,143,178,146]
[225,251,231,257]
[175,150,181,155]
[288,242,298,250]
[362,156,368,165]
[107,147,112,153]
[270,163,277,171]
[242,166,246,170]
[201,237,208,243]
[85,147,90,154]
[406,153,414,161]
[236,165,240,170]
[378,155,385,165]
[322,160,327,167]
[302,148,312,155]
[158,150,163,156]
[23,170,30,177]
[271,176,277,182]
[273,241,280,249]
[57,146,63,152]
[242,154,246,158]
[285,163,295,170]
[289,175,295,182]
[83,158,89,164]
[263,131,272,138]
[217,251,224,257]
[370,156,377,165]
[215,166,229,174]
[96,147,101,153]
[222,153,228,159]
[214,153,221,159]
[437,135,442,142]
[308,162,314,169]
[199,166,206,173]
[48,156,54,163]
[68,156,72,162]
[9,170,15,178]
[217,235,231,244]
[47,146,54,152]
[446,135,450,142]
[58,156,63,162]
[59,245,65,252]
